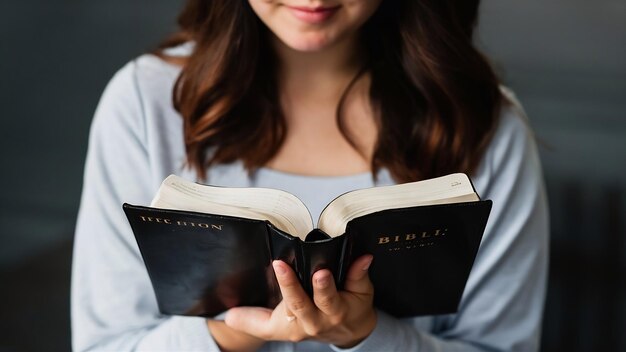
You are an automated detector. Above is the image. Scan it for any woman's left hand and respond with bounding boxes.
[225,255,376,348]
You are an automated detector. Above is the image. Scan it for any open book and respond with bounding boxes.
[123,173,492,318]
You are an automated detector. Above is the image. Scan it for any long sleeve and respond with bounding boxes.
[333,97,550,352]
[71,61,221,351]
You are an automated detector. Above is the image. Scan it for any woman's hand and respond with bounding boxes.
[207,320,265,352]
[225,255,376,348]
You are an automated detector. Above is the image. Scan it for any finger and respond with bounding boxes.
[343,255,374,295]
[312,269,344,316]
[283,303,296,322]
[273,260,318,322]
[225,306,273,339]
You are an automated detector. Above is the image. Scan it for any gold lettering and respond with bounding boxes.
[139,217,223,230]
[378,228,448,245]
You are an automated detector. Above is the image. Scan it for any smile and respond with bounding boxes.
[285,4,341,24]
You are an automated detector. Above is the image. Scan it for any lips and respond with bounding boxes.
[285,4,341,24]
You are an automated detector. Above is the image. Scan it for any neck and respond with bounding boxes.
[272,33,365,96]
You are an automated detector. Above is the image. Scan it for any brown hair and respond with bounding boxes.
[157,0,503,183]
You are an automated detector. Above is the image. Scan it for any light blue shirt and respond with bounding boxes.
[71,52,549,351]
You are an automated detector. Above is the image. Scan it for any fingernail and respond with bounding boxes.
[224,310,233,324]
[273,261,287,276]
[362,256,373,271]
[316,274,330,288]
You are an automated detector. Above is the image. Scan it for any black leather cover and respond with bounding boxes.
[123,200,492,318]
[344,201,492,317]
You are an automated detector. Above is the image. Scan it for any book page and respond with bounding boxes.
[318,173,479,237]
[150,175,314,239]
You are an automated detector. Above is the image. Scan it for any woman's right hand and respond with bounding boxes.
[208,320,265,352]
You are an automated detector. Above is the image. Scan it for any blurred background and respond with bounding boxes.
[0,0,624,351]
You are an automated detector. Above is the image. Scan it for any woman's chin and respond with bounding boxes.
[277,33,335,53]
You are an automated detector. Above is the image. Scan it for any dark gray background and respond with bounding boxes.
[1,0,624,351]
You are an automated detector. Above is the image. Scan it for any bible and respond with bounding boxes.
[123,173,492,318]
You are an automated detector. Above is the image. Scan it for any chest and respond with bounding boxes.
[267,92,378,176]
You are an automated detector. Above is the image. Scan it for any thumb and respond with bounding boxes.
[225,307,272,337]
[343,255,374,295]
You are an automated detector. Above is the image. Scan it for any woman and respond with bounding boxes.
[72,0,549,351]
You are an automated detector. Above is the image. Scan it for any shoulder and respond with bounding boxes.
[492,88,536,167]
[100,41,192,111]
[471,87,544,197]
[91,43,190,138]
[102,51,184,111]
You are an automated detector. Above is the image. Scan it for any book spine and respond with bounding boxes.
[266,224,305,297]
[299,236,347,296]
[336,230,353,290]
[298,242,308,293]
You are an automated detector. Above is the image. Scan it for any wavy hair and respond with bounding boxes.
[157,0,503,183]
